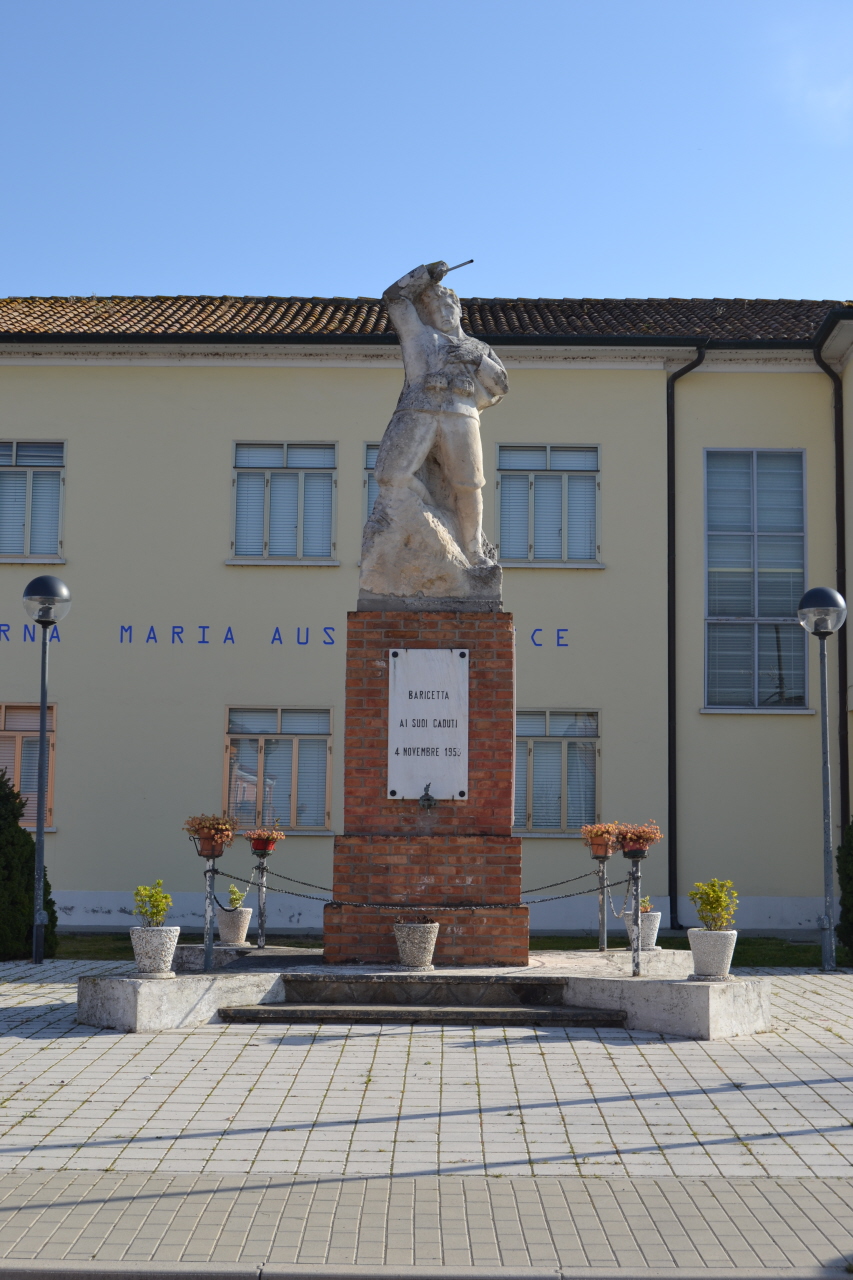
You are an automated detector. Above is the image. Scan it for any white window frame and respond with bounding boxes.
[229,442,338,564]
[0,440,66,563]
[224,707,333,831]
[0,703,57,830]
[364,442,381,523]
[703,447,809,712]
[495,443,601,566]
[513,709,600,835]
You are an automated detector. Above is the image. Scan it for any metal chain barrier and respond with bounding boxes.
[607,879,634,920]
[214,865,331,903]
[520,869,597,895]
[211,862,627,911]
[522,877,630,905]
[264,866,339,892]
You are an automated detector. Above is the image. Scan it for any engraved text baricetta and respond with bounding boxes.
[359,261,508,606]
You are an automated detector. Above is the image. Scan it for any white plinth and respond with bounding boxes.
[77,973,286,1033]
[562,974,771,1040]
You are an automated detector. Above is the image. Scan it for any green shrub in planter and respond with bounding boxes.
[688,878,738,930]
[0,770,57,960]
[837,824,853,953]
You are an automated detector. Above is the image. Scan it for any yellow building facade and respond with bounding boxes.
[0,294,851,936]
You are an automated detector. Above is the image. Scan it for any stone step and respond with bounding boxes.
[238,973,572,1007]
[217,1002,627,1027]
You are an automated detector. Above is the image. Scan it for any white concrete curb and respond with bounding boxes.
[0,1261,848,1278]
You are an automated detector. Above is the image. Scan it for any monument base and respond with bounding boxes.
[324,903,529,967]
[329,607,522,968]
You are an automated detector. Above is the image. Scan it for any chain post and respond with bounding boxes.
[597,860,608,951]
[256,858,267,950]
[631,859,642,977]
[203,859,216,973]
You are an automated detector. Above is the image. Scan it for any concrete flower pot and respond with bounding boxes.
[216,907,253,946]
[688,928,737,980]
[626,911,662,950]
[393,921,439,970]
[130,926,180,979]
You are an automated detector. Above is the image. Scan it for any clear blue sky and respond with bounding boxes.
[2,0,852,303]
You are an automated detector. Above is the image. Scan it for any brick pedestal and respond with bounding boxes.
[324,610,528,966]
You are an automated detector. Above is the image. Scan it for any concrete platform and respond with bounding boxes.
[76,947,769,1038]
[173,944,324,972]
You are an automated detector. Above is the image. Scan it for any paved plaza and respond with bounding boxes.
[0,960,852,1272]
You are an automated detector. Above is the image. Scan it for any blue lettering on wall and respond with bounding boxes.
[23,625,36,643]
[529,627,570,648]
[53,621,350,648]
[0,625,9,641]
[49,626,60,642]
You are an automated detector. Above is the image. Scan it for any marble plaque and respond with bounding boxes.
[387,648,469,799]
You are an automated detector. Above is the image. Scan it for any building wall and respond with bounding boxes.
[675,369,838,929]
[0,348,845,934]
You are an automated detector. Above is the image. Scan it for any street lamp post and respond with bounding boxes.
[797,586,847,973]
[22,576,71,965]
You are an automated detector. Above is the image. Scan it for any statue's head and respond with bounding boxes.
[419,284,462,335]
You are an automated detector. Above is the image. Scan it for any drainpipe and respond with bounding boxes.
[667,344,707,929]
[813,341,849,832]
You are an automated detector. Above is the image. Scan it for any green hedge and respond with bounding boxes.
[838,823,853,954]
[0,769,57,960]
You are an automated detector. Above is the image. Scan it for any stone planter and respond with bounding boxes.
[393,921,439,970]
[216,907,253,946]
[130,926,180,979]
[688,928,737,980]
[626,910,662,951]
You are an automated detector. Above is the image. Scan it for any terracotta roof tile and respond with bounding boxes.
[0,294,849,344]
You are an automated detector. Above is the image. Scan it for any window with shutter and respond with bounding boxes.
[364,444,380,519]
[0,704,56,828]
[705,450,806,708]
[0,442,65,560]
[497,445,599,564]
[514,710,598,833]
[225,707,331,829]
[232,443,336,561]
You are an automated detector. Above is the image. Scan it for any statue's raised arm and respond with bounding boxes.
[359,258,508,606]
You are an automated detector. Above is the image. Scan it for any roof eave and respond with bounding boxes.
[0,331,821,349]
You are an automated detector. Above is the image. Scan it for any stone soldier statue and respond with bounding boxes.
[359,260,509,604]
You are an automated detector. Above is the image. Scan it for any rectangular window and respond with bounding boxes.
[706,450,806,707]
[0,704,56,828]
[514,710,598,832]
[365,443,380,519]
[232,443,336,561]
[497,445,599,563]
[225,707,332,829]
[0,441,65,559]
